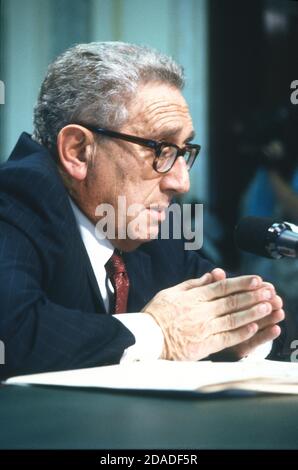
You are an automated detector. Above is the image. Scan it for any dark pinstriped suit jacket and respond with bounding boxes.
[0,133,214,378]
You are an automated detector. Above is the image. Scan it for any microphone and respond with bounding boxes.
[234,216,298,259]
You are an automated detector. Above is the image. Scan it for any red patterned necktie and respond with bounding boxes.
[105,249,130,314]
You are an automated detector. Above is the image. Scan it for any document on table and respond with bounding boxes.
[4,359,298,395]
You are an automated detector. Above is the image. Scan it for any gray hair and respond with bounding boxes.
[32,42,184,152]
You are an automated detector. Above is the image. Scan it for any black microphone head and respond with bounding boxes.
[234,216,276,258]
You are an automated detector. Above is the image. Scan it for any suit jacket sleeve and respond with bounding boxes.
[0,220,135,379]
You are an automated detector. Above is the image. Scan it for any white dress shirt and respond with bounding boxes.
[69,198,272,362]
[69,199,164,362]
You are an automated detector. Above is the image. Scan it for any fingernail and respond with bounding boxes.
[258,303,269,314]
[250,277,260,288]
[262,289,272,300]
[248,323,258,333]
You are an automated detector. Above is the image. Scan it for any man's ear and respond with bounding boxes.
[57,125,95,181]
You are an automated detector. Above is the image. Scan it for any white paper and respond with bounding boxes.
[5,359,298,395]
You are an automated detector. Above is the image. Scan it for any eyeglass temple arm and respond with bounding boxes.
[76,123,157,149]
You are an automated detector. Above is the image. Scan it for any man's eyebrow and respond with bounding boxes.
[151,128,179,141]
[184,130,196,143]
[151,128,196,143]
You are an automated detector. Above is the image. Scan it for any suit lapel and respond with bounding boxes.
[65,199,107,314]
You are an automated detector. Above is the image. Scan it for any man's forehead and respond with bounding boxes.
[149,125,196,142]
[127,83,193,138]
[134,84,189,111]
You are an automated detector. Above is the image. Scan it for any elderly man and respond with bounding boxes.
[0,42,284,378]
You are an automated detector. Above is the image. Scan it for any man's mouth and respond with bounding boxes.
[145,205,168,223]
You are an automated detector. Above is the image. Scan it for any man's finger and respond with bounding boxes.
[269,295,283,310]
[198,275,263,301]
[209,302,273,334]
[233,325,281,358]
[179,272,213,290]
[203,322,259,357]
[209,286,274,318]
[210,268,226,282]
[254,308,285,331]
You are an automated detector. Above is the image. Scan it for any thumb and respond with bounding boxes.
[179,272,213,291]
[210,268,227,282]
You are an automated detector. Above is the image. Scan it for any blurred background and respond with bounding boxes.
[0,0,209,199]
[0,0,298,299]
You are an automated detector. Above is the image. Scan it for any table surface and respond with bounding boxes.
[1,384,298,449]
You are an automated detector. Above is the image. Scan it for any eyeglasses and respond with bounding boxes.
[76,123,201,174]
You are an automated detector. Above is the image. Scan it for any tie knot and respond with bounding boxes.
[105,249,127,278]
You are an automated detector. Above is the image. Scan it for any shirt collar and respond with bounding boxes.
[69,197,114,266]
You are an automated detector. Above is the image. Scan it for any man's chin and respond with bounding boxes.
[111,231,159,252]
[111,238,147,252]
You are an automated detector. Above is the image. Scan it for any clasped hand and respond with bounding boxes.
[143,269,284,361]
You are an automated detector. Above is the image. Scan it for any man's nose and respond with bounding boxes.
[160,156,190,194]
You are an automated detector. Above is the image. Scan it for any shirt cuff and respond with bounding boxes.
[241,340,273,361]
[113,313,164,362]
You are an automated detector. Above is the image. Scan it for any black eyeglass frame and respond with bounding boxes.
[74,122,201,174]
